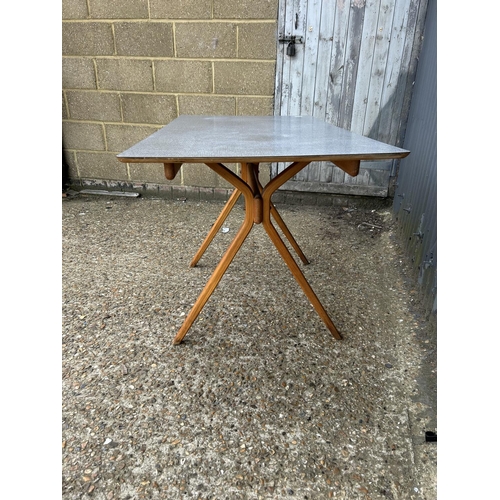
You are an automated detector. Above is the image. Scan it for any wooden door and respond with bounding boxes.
[273,0,428,197]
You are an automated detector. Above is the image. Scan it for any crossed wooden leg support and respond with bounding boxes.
[189,163,308,267]
[172,161,342,345]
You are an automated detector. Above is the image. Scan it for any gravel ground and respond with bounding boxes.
[62,193,437,500]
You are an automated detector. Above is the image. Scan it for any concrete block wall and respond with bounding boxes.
[62,0,278,197]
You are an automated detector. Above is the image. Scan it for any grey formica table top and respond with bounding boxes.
[117,115,410,164]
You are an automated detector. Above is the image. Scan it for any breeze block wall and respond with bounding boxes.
[62,0,278,198]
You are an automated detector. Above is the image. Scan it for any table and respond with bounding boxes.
[117,115,409,345]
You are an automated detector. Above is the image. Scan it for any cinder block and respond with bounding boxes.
[63,92,69,119]
[237,96,274,116]
[88,0,148,19]
[213,0,279,19]
[150,0,211,19]
[114,22,174,57]
[300,192,319,206]
[184,186,201,201]
[198,187,215,201]
[284,191,303,205]
[238,23,277,59]
[258,162,271,185]
[172,185,187,200]
[215,163,239,189]
[129,162,181,184]
[64,150,78,179]
[63,121,106,150]
[62,22,114,55]
[270,190,285,204]
[178,95,235,115]
[121,94,177,124]
[157,184,173,198]
[182,163,219,188]
[155,60,212,93]
[213,188,230,201]
[76,152,129,180]
[143,183,160,195]
[66,90,122,121]
[63,0,88,19]
[131,182,146,192]
[63,58,96,89]
[96,59,154,91]
[175,23,237,59]
[105,124,160,153]
[214,61,275,95]
[314,193,333,206]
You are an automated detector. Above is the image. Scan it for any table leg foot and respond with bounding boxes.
[326,323,342,340]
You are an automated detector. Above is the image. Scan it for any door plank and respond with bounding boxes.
[301,0,322,116]
[297,0,323,182]
[345,0,383,187]
[372,0,410,142]
[312,0,337,184]
[387,0,427,146]
[288,0,308,117]
[312,0,336,121]
[326,0,351,127]
[350,0,382,136]
[337,0,366,131]
[364,0,399,139]
[273,0,287,116]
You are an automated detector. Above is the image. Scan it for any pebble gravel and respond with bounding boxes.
[62,194,436,500]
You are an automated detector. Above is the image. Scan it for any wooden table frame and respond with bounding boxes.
[117,115,409,345]
[172,159,342,345]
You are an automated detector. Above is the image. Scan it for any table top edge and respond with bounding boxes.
[116,151,410,163]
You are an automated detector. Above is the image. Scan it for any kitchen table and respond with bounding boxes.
[117,115,409,344]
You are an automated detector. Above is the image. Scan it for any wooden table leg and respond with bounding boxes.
[190,164,251,267]
[189,187,241,267]
[262,215,342,340]
[173,162,255,345]
[173,207,254,345]
[255,175,309,265]
[269,205,309,264]
[262,161,342,340]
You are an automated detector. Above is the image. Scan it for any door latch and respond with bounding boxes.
[278,35,304,57]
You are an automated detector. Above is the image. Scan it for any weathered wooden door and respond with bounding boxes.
[273,0,428,197]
